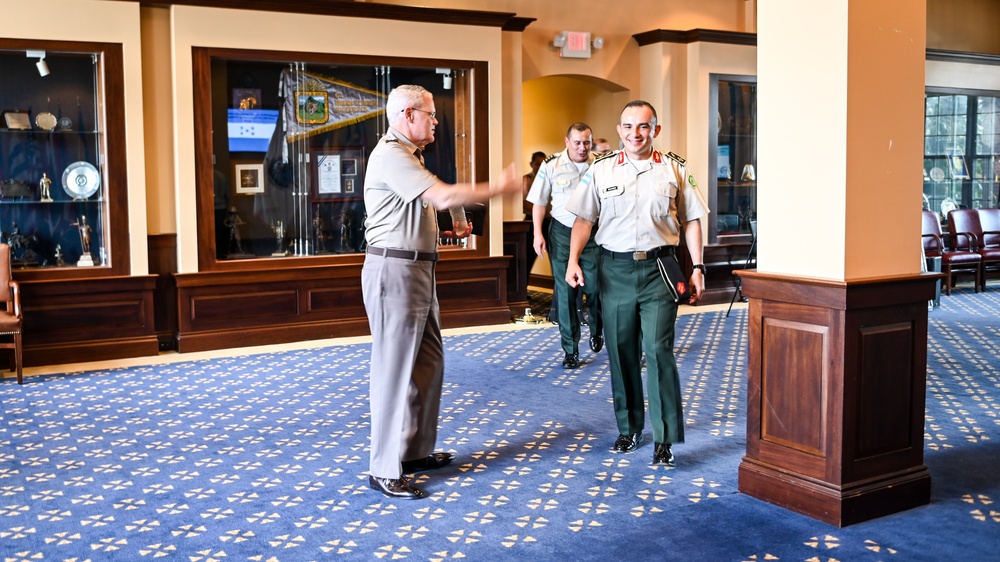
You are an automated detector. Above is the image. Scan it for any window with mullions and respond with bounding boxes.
[203,53,474,264]
[924,92,1000,219]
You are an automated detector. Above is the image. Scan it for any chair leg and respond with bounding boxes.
[944,266,952,296]
[15,332,22,385]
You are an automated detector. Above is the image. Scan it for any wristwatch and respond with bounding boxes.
[692,264,707,274]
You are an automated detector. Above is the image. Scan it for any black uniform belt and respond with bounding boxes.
[367,245,438,262]
[602,246,675,261]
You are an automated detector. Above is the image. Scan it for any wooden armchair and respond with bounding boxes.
[0,243,23,383]
[922,210,980,295]
[949,209,1000,291]
[978,208,1000,288]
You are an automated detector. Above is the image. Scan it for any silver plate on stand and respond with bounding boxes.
[62,161,101,199]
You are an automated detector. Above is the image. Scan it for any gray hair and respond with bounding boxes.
[386,85,431,121]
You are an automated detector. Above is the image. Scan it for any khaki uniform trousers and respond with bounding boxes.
[362,253,444,479]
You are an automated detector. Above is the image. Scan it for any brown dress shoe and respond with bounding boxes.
[401,452,454,473]
[368,475,426,499]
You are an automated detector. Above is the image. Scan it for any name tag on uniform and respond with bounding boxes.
[600,185,622,197]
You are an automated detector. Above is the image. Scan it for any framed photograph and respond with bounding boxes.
[296,91,328,124]
[234,162,265,194]
[312,147,365,200]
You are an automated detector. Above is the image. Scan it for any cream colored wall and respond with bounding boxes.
[0,0,149,275]
[140,7,173,236]
[758,0,925,281]
[169,6,506,273]
[758,1,849,280]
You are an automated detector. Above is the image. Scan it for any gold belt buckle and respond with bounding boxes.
[632,251,647,260]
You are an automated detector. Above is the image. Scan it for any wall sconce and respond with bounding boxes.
[27,50,49,76]
[741,164,756,182]
[436,67,452,90]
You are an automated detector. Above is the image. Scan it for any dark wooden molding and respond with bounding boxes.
[633,29,757,47]
[926,48,1000,66]
[112,0,517,28]
[503,16,536,32]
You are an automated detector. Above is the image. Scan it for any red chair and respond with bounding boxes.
[922,210,980,295]
[948,209,1000,291]
[977,208,1000,288]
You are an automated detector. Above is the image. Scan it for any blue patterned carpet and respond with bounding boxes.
[1,287,999,561]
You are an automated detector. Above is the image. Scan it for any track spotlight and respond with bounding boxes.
[436,67,452,90]
[27,50,49,77]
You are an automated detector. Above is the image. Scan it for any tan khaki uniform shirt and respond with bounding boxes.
[526,149,595,228]
[363,127,440,252]
[566,150,709,252]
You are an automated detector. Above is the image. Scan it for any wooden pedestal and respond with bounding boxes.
[737,271,939,527]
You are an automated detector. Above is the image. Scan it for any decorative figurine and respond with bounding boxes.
[39,172,53,202]
[271,220,288,256]
[223,206,252,258]
[312,210,330,254]
[54,244,65,266]
[71,216,95,267]
[3,223,40,267]
[337,209,354,253]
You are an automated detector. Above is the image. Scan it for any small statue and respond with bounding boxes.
[271,220,288,256]
[70,216,95,266]
[39,173,53,202]
[312,210,330,254]
[223,207,247,256]
[54,244,65,266]
[358,212,368,252]
[338,210,354,253]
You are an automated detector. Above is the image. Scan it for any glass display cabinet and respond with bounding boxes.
[708,74,757,245]
[0,39,129,279]
[194,49,484,271]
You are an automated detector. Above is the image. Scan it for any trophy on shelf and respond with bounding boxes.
[271,220,289,257]
[39,172,53,202]
[70,216,95,267]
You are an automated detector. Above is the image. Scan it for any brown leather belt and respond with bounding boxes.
[367,245,438,262]
[602,246,675,261]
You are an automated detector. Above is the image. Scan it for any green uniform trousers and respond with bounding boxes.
[600,254,684,444]
[549,220,602,355]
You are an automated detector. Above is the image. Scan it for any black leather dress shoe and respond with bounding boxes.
[368,475,426,499]
[401,452,454,473]
[562,352,580,369]
[652,442,676,466]
[589,333,604,353]
[612,432,643,452]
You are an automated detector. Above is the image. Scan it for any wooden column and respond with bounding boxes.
[737,271,937,526]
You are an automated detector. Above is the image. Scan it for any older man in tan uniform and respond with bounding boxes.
[363,84,519,499]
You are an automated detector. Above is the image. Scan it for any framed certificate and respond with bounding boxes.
[312,147,364,200]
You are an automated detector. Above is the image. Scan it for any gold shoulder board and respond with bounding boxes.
[544,153,558,163]
[666,151,686,165]
[594,150,618,163]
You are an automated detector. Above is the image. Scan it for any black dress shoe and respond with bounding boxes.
[589,333,604,353]
[652,442,676,466]
[401,452,454,473]
[562,352,580,369]
[368,475,426,499]
[612,432,643,452]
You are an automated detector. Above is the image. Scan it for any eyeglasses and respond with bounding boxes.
[408,107,437,119]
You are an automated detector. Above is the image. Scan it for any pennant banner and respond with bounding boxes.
[282,69,385,142]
